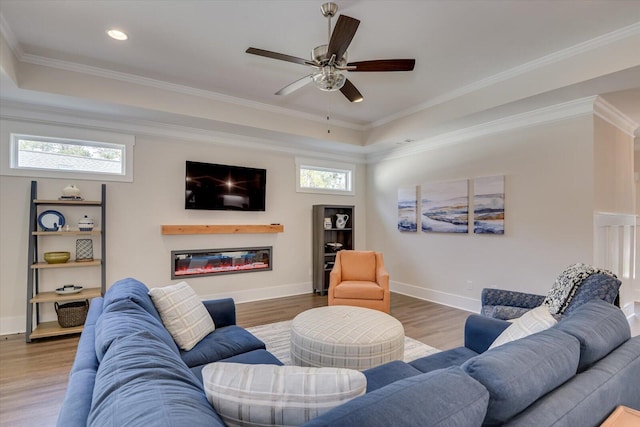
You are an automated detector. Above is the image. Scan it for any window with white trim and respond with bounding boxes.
[12,134,125,175]
[296,157,355,195]
[1,120,134,182]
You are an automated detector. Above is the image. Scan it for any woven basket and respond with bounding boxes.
[55,300,89,328]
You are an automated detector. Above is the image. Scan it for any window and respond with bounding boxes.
[296,157,355,195]
[12,135,124,175]
[1,120,134,182]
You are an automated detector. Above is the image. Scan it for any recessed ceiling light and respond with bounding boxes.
[107,29,128,41]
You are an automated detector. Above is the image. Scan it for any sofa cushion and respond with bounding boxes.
[94,298,178,362]
[363,360,422,392]
[303,367,489,427]
[504,337,640,426]
[410,346,478,373]
[180,325,266,368]
[461,328,580,425]
[489,306,557,349]
[202,362,366,427]
[102,277,162,322]
[555,299,630,372]
[88,330,225,427]
[149,281,216,351]
[190,349,283,384]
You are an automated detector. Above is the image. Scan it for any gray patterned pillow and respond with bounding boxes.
[202,363,366,427]
[148,281,215,351]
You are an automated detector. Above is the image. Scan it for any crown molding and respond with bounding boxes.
[367,96,597,163]
[0,100,367,164]
[593,96,639,137]
[18,53,367,132]
[0,12,22,59]
[372,22,640,129]
[0,95,617,165]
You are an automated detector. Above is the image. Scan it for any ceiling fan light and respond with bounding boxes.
[312,67,346,91]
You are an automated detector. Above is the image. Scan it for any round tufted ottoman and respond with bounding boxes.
[290,305,405,370]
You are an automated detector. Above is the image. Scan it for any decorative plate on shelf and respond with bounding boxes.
[55,285,83,295]
[37,210,65,231]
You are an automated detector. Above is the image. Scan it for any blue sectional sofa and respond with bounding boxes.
[58,278,640,427]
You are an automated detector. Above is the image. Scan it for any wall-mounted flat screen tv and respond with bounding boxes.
[185,161,266,211]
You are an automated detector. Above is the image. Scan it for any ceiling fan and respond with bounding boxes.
[246,2,415,103]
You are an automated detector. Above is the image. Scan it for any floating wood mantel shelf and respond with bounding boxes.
[161,224,284,235]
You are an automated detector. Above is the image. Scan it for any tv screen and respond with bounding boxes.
[185,161,266,211]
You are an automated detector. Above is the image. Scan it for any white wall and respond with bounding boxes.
[594,116,635,214]
[366,116,596,312]
[0,129,366,335]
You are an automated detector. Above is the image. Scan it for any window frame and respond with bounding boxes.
[295,157,355,195]
[1,120,135,182]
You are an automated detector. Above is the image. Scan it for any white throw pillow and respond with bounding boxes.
[148,281,215,351]
[202,362,366,427]
[489,306,557,349]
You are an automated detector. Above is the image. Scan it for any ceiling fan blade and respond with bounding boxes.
[340,78,363,103]
[327,15,360,61]
[347,59,416,72]
[246,47,312,66]
[275,74,314,96]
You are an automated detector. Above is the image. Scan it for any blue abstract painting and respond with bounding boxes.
[473,175,505,234]
[421,180,469,233]
[398,186,417,232]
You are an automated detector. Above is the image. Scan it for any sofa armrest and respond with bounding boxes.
[481,288,545,309]
[202,298,236,328]
[464,314,510,354]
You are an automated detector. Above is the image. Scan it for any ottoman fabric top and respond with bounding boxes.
[291,306,405,370]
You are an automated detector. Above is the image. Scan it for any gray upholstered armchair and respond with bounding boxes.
[481,265,621,320]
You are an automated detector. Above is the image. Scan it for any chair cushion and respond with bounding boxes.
[180,325,266,368]
[543,263,618,315]
[562,273,621,316]
[334,281,384,299]
[303,367,489,427]
[340,251,376,282]
[555,299,630,372]
[88,331,225,427]
[481,305,535,321]
[461,328,580,425]
[489,306,557,349]
[149,281,216,351]
[202,362,366,427]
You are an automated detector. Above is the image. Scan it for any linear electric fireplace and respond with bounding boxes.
[171,246,272,279]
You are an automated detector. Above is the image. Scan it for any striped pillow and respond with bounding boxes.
[148,281,215,351]
[202,363,366,427]
[489,305,557,349]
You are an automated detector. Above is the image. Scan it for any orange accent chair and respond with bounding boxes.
[328,250,390,314]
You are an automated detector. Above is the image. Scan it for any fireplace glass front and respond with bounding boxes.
[171,246,272,279]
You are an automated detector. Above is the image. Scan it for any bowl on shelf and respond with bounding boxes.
[44,251,71,264]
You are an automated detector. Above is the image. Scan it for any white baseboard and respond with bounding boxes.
[201,281,312,305]
[0,316,26,336]
[391,280,481,313]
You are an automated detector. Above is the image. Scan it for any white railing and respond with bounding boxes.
[594,212,638,314]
